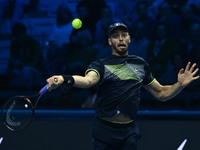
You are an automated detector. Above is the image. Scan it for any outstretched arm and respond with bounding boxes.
[144,62,199,102]
[46,71,99,91]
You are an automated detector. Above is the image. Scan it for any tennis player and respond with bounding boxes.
[47,23,199,150]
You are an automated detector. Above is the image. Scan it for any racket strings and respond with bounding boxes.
[5,101,21,127]
[2,98,33,131]
[6,113,21,126]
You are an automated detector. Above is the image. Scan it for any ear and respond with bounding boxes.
[108,38,112,45]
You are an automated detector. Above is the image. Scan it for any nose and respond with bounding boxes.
[119,34,123,40]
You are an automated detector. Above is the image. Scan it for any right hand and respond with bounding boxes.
[46,75,64,91]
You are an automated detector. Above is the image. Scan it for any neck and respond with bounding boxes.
[112,48,128,56]
[112,52,128,56]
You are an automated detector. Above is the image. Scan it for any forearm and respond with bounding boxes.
[47,71,99,91]
[72,71,99,88]
[62,75,93,88]
[158,82,185,101]
[72,75,95,88]
[146,79,186,102]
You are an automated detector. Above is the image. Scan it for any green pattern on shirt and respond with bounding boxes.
[105,64,138,80]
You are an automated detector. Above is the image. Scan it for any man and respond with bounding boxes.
[46,23,199,150]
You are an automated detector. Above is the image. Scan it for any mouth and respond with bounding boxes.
[117,43,127,49]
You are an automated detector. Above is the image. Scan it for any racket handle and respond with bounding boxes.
[39,78,58,95]
[39,84,48,95]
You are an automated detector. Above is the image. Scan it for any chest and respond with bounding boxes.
[103,62,145,82]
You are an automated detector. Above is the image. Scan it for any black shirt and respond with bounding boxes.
[85,55,155,120]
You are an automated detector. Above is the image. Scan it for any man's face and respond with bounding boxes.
[108,28,131,56]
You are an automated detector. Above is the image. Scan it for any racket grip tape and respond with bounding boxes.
[39,84,48,95]
[39,78,58,95]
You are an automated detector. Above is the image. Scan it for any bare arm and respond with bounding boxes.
[73,71,100,88]
[46,71,99,91]
[144,62,199,102]
[144,79,184,101]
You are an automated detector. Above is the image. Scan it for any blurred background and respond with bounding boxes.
[0,0,200,149]
[0,0,200,110]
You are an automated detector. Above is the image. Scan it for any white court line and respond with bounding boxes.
[177,139,187,150]
[0,137,3,144]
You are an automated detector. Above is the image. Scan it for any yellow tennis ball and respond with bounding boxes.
[72,18,82,29]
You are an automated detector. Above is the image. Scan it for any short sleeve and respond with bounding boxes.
[85,59,104,82]
[143,62,155,86]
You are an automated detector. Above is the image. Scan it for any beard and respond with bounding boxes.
[112,44,129,56]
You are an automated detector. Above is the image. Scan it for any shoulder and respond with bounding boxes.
[128,55,144,59]
[95,55,114,64]
[128,55,148,64]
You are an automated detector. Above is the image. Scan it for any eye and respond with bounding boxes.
[111,32,128,39]
[111,34,119,38]
[121,33,127,37]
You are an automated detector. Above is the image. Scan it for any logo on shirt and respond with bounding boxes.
[134,67,138,71]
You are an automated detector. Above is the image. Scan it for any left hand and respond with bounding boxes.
[178,62,199,87]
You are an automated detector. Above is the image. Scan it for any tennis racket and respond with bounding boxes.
[1,78,57,131]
